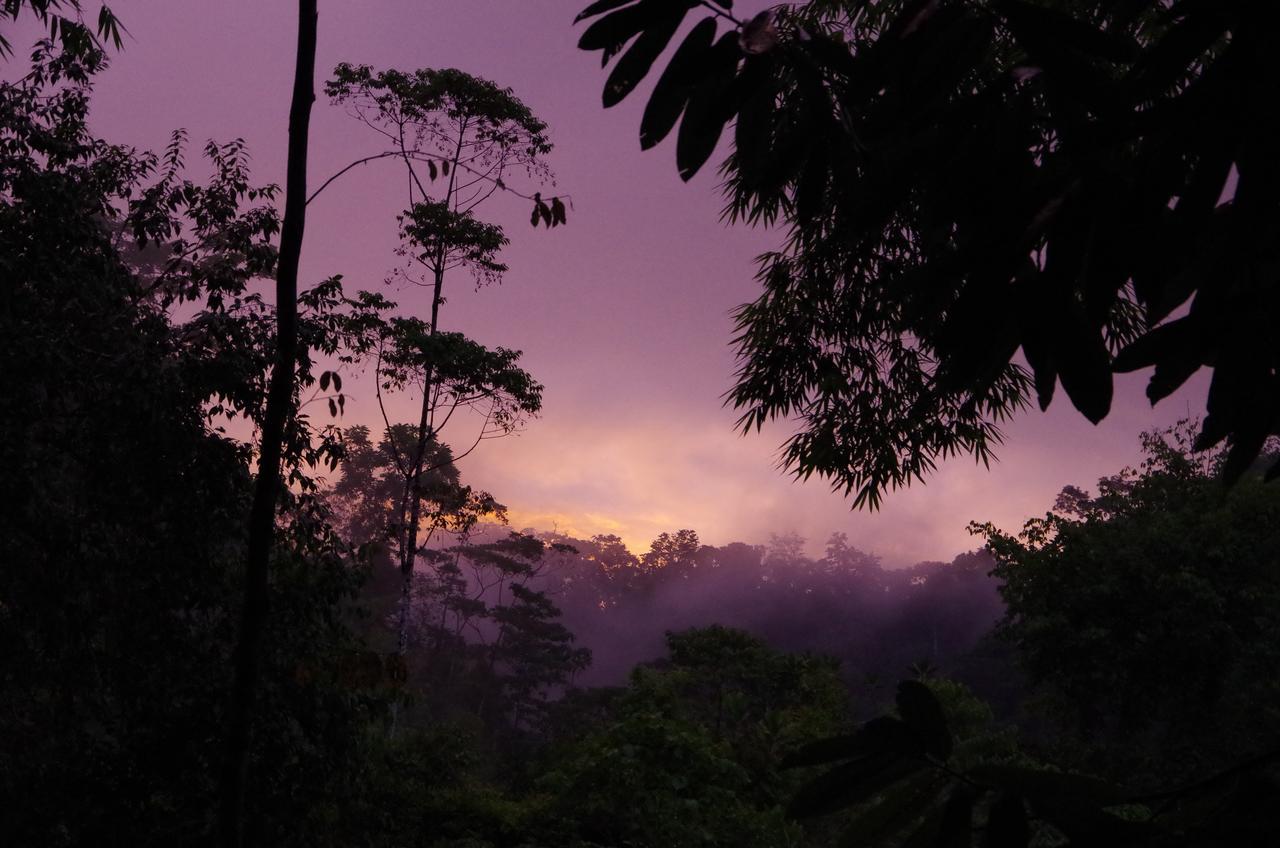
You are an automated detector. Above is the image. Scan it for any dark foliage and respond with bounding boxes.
[577,0,1280,507]
[785,677,1280,847]
[976,426,1280,786]
[0,28,388,845]
[537,529,1006,700]
[539,626,849,848]
[6,4,1280,846]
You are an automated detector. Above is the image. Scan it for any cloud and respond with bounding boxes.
[459,372,1207,565]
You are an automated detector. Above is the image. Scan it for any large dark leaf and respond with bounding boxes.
[1054,308,1113,424]
[836,770,945,848]
[1017,274,1060,411]
[602,1,694,107]
[935,785,977,848]
[788,751,925,819]
[1203,354,1275,483]
[1112,315,1196,373]
[1123,2,1231,101]
[1222,424,1270,485]
[675,31,742,181]
[639,15,717,149]
[1147,347,1204,403]
[782,716,920,769]
[983,794,1030,848]
[728,52,778,184]
[936,292,1022,402]
[896,680,952,761]
[578,0,662,55]
[1030,793,1157,846]
[997,0,1140,63]
[969,765,1129,805]
[1023,346,1058,411]
[574,0,637,25]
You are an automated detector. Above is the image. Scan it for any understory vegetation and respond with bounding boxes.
[4,1,1279,846]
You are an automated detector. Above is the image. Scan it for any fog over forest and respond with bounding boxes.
[5,1,1279,847]
[421,524,1004,692]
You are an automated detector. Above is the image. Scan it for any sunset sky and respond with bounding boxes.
[85,0,1202,564]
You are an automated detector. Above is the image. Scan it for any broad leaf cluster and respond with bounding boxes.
[974,425,1280,786]
[784,677,1278,846]
[577,0,1279,506]
[1,31,392,844]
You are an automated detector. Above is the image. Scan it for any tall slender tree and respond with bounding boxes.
[219,2,316,845]
[323,64,560,657]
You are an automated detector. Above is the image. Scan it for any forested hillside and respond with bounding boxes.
[3,1,1278,846]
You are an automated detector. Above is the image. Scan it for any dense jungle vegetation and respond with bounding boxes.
[3,1,1278,846]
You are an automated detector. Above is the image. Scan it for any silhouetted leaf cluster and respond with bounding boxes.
[974,424,1280,786]
[577,0,1280,506]
[325,61,569,239]
[1,31,391,843]
[530,192,568,228]
[0,0,122,58]
[784,678,1280,847]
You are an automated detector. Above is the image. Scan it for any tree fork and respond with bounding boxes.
[218,1,317,844]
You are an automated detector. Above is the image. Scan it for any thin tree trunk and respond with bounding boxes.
[393,236,450,655]
[392,121,468,658]
[218,3,316,845]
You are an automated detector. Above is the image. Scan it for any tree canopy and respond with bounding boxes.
[0,24,383,843]
[6,2,1280,845]
[576,0,1279,507]
[974,426,1280,784]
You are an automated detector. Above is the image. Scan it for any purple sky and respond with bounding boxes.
[81,1,1202,564]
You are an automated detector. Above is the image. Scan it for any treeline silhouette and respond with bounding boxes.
[5,1,1280,845]
[532,531,1004,696]
[345,511,1011,711]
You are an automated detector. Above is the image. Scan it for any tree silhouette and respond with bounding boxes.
[973,425,1280,784]
[576,0,1279,507]
[0,0,123,58]
[1,14,397,842]
[220,2,316,844]
[322,64,555,659]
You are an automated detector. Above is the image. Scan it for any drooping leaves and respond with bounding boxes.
[787,751,925,819]
[529,193,568,228]
[675,32,743,181]
[577,0,746,180]
[896,680,952,761]
[983,794,1030,848]
[639,16,717,149]
[602,1,694,108]
[573,0,635,25]
[577,0,1280,499]
[935,785,977,848]
[784,681,957,839]
[781,716,921,769]
[578,0,668,63]
[834,770,945,848]
[968,765,1129,806]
